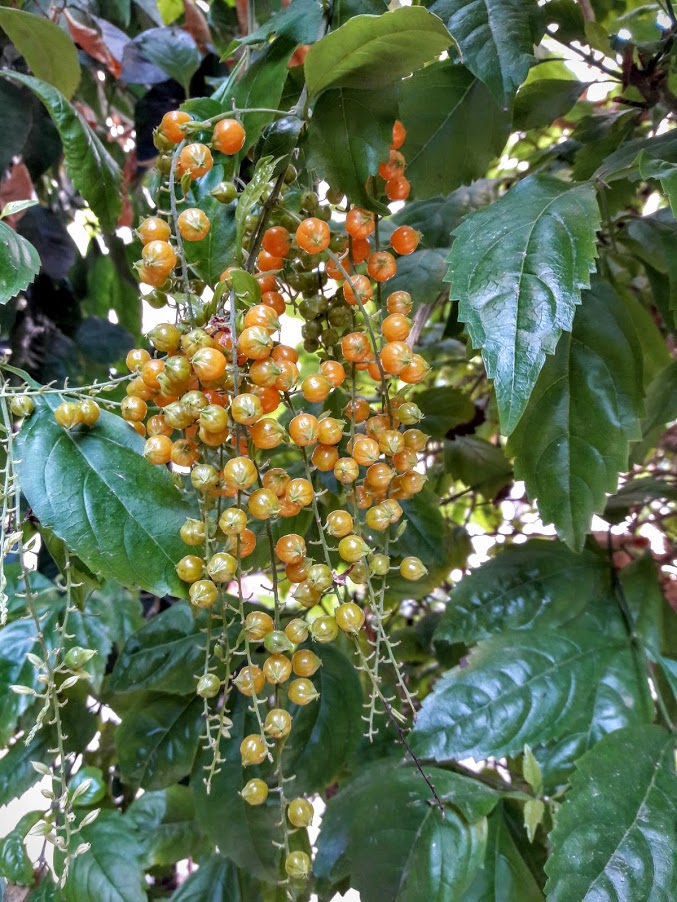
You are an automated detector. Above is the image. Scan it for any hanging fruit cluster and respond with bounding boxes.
[52,109,431,885]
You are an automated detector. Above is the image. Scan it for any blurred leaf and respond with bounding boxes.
[304,6,452,96]
[0,618,46,743]
[110,602,206,695]
[398,489,451,570]
[116,693,203,790]
[75,317,135,367]
[385,248,447,308]
[414,387,476,439]
[332,0,389,28]
[0,8,80,98]
[447,175,601,435]
[64,811,146,902]
[235,156,277,265]
[514,79,586,131]
[0,79,34,173]
[226,0,324,52]
[401,61,510,199]
[545,726,677,900]
[15,395,196,598]
[604,478,677,524]
[0,734,51,806]
[16,206,75,280]
[170,855,253,901]
[126,786,204,868]
[132,27,201,92]
[0,219,40,305]
[509,280,645,550]
[444,437,513,500]
[412,628,626,760]
[2,73,122,231]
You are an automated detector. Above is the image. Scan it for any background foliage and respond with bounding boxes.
[1,0,677,900]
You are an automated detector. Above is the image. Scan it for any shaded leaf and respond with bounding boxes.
[414,386,476,439]
[304,6,452,97]
[170,855,252,901]
[0,618,45,743]
[2,73,122,231]
[0,219,41,304]
[306,85,398,213]
[0,734,51,806]
[116,693,203,790]
[0,8,80,99]
[385,248,447,308]
[400,61,510,199]
[447,175,601,435]
[509,280,645,550]
[443,436,513,500]
[513,78,586,131]
[434,539,608,645]
[15,395,196,598]
[126,786,203,868]
[412,628,625,761]
[132,27,200,92]
[227,0,324,51]
[545,726,677,900]
[109,602,205,695]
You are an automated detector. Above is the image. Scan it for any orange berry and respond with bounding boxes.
[382,313,412,342]
[367,251,397,282]
[289,413,319,446]
[137,216,171,245]
[341,332,371,363]
[159,110,191,144]
[380,341,413,375]
[319,360,346,387]
[213,118,246,155]
[391,225,420,255]
[296,217,331,254]
[262,226,291,257]
[343,274,373,306]
[177,208,210,241]
[391,119,406,150]
[345,207,375,240]
[301,373,332,403]
[385,175,410,201]
[179,143,213,179]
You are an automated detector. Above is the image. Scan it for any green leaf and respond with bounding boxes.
[304,6,453,97]
[116,693,203,790]
[461,807,544,901]
[0,9,80,99]
[593,128,677,186]
[235,156,277,265]
[443,436,513,500]
[545,726,677,900]
[385,248,447,308]
[0,219,41,305]
[434,539,609,645]
[522,746,543,794]
[126,786,203,868]
[637,359,677,449]
[193,693,285,882]
[88,583,143,652]
[0,79,34,174]
[400,61,510,199]
[523,798,545,843]
[14,395,196,598]
[134,27,200,93]
[429,0,539,107]
[413,386,476,439]
[283,644,362,795]
[183,194,237,287]
[509,280,645,551]
[399,489,451,571]
[170,855,252,901]
[26,878,63,902]
[228,0,323,53]
[411,628,625,761]
[1,200,39,219]
[447,175,601,435]
[64,810,147,902]
[315,762,496,902]
[0,618,45,743]
[332,0,389,28]
[623,211,677,323]
[65,605,112,692]
[513,78,586,131]
[226,38,298,160]
[306,85,398,213]
[637,149,677,215]
[0,734,51,806]
[109,602,206,695]
[604,478,677,525]
[2,73,122,231]
[0,811,42,885]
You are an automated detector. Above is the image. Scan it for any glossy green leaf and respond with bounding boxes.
[315,762,496,902]
[444,436,513,500]
[411,628,625,761]
[545,726,677,900]
[26,879,63,902]
[133,27,200,93]
[0,9,80,99]
[225,0,324,52]
[0,811,42,885]
[594,128,677,185]
[400,61,510,199]
[15,395,196,598]
[462,806,544,901]
[429,0,539,107]
[193,692,285,882]
[509,280,645,551]
[115,693,203,790]
[0,734,51,806]
[64,811,147,902]
[170,855,252,901]
[0,618,44,743]
[304,6,453,97]
[0,219,41,305]
[514,78,586,131]
[65,606,112,692]
[306,85,397,213]
[126,786,203,868]
[435,539,608,645]
[637,359,677,449]
[413,387,476,439]
[2,73,122,231]
[283,644,362,795]
[87,583,144,653]
[447,175,601,435]
[110,602,205,695]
